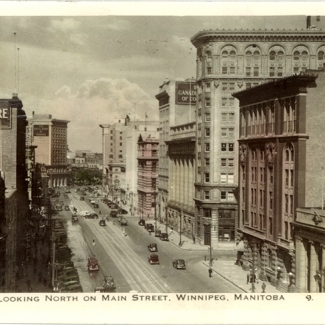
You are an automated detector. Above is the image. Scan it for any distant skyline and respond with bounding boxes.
[0,13,311,151]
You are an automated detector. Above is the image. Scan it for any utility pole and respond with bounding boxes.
[179,212,182,246]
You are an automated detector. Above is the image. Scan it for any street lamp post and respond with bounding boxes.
[209,245,213,266]
[165,208,168,233]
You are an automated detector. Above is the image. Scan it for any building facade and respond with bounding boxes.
[137,134,159,220]
[190,25,325,248]
[156,78,196,239]
[0,94,29,292]
[100,117,159,204]
[233,71,325,292]
[30,114,70,187]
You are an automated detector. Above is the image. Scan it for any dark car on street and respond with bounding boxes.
[86,213,99,219]
[148,243,158,252]
[64,205,69,211]
[160,233,169,241]
[80,196,85,201]
[154,230,161,237]
[148,253,160,265]
[99,219,106,226]
[138,219,145,226]
[87,257,99,272]
[118,208,128,215]
[173,259,186,269]
[145,224,154,233]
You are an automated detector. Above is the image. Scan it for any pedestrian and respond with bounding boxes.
[192,235,196,244]
[92,238,96,246]
[262,282,266,293]
[208,268,213,278]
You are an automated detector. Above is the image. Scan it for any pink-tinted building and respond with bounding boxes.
[137,134,159,220]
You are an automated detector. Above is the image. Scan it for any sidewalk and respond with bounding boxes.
[155,220,282,294]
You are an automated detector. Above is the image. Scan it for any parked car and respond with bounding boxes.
[87,257,99,272]
[71,215,78,223]
[172,259,186,269]
[110,209,118,218]
[63,283,83,293]
[147,243,158,252]
[118,217,128,226]
[80,211,90,217]
[145,224,154,232]
[138,219,145,226]
[99,219,106,226]
[93,203,99,208]
[118,208,128,215]
[86,213,99,219]
[64,205,69,211]
[148,253,160,265]
[80,196,85,201]
[154,230,161,237]
[160,233,169,241]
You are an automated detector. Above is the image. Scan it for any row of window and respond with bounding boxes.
[199,190,235,202]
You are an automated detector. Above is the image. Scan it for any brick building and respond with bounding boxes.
[137,134,159,220]
[233,71,325,292]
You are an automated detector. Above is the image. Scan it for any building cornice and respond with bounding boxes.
[191,29,325,48]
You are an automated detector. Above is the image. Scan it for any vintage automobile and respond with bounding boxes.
[99,219,106,226]
[63,283,83,293]
[138,219,145,226]
[94,276,116,292]
[147,243,158,252]
[87,256,99,272]
[118,208,128,215]
[145,223,155,233]
[148,253,160,265]
[154,230,162,237]
[86,213,99,219]
[80,196,85,201]
[64,205,70,211]
[110,209,118,218]
[93,203,99,209]
[172,259,186,270]
[160,233,169,241]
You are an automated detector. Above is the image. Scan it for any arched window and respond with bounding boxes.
[269,47,285,77]
[221,46,237,75]
[245,46,261,77]
[292,47,310,73]
[318,51,324,61]
[205,51,212,75]
[270,51,276,60]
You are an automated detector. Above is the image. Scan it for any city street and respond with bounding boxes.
[59,188,241,293]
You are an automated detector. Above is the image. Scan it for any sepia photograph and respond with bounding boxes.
[1,2,325,324]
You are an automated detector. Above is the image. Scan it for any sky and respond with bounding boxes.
[0,4,313,152]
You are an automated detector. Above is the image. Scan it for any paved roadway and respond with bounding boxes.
[60,187,241,293]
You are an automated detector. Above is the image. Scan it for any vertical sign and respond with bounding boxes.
[0,100,12,129]
[175,82,197,105]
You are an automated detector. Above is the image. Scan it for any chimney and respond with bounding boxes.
[12,93,18,99]
[307,16,311,29]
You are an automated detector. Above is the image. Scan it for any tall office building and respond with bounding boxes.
[0,94,29,292]
[100,117,158,203]
[190,19,325,248]
[156,78,196,236]
[30,113,70,187]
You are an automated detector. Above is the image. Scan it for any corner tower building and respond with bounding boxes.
[191,24,325,247]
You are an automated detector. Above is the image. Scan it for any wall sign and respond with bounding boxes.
[33,125,49,136]
[175,82,197,105]
[0,100,12,129]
